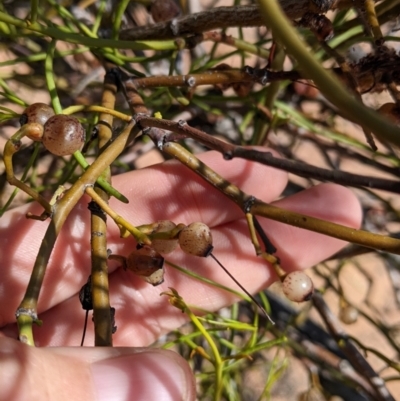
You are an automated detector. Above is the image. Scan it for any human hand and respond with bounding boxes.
[0,150,361,400]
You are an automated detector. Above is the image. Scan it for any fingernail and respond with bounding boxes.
[91,349,194,401]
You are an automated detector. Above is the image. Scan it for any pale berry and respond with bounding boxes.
[179,222,213,257]
[151,220,179,254]
[20,103,55,127]
[282,271,314,302]
[339,304,359,325]
[20,103,55,141]
[42,115,85,156]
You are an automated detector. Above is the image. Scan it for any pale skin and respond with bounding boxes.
[0,150,362,401]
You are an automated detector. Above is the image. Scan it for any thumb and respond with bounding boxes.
[0,337,196,401]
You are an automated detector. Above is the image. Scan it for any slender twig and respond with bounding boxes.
[137,122,400,254]
[85,186,151,244]
[3,125,52,215]
[119,51,400,95]
[90,71,117,347]
[202,31,270,59]
[136,116,400,193]
[257,0,400,146]
[119,1,342,41]
[312,292,396,401]
[0,11,178,51]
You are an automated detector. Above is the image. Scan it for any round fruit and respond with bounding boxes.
[150,0,181,23]
[339,304,359,325]
[42,115,85,156]
[151,220,179,254]
[377,102,400,125]
[179,222,213,257]
[20,103,55,141]
[282,271,314,302]
[20,103,55,127]
[126,246,165,286]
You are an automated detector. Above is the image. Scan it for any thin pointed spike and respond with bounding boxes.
[209,253,274,325]
[80,309,89,346]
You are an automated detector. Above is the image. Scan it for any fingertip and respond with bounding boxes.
[0,338,196,401]
[0,337,93,401]
[91,349,196,401]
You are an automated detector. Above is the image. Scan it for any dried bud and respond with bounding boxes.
[299,12,334,42]
[377,102,400,125]
[339,304,359,325]
[126,246,165,286]
[150,0,181,23]
[151,220,179,254]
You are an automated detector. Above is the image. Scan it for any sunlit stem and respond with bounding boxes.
[85,186,151,245]
[63,105,131,122]
[162,287,224,400]
[74,151,129,203]
[364,0,383,43]
[245,212,286,279]
[4,124,52,214]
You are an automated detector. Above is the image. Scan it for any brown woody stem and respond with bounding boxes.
[140,127,400,255]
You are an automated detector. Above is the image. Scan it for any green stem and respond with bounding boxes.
[112,0,130,39]
[63,105,131,122]
[166,288,224,401]
[159,141,400,254]
[29,0,39,24]
[45,39,62,114]
[73,151,129,204]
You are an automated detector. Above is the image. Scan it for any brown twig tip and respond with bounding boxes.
[312,292,396,401]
